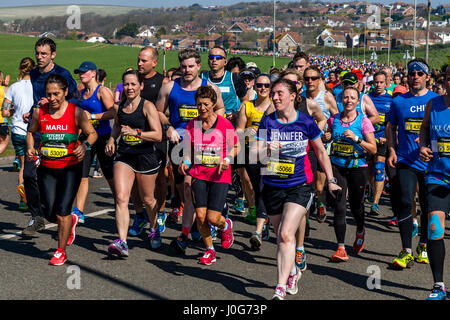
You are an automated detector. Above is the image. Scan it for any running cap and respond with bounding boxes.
[239,69,255,79]
[339,70,347,79]
[341,72,358,84]
[407,61,429,75]
[352,69,363,80]
[74,61,98,74]
[393,85,408,95]
[246,62,257,69]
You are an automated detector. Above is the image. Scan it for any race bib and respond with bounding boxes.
[40,146,68,158]
[122,134,143,146]
[195,153,221,167]
[405,118,422,135]
[378,112,386,126]
[332,141,354,157]
[179,105,198,122]
[437,137,450,158]
[266,156,295,179]
[89,119,100,128]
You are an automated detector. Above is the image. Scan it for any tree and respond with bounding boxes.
[115,22,139,39]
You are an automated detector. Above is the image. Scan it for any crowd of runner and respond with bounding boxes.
[0,37,448,300]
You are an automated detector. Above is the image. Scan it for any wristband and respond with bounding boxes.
[91,114,96,120]
[224,156,232,164]
[328,177,337,185]
[136,129,142,137]
[82,141,92,150]
[163,124,171,131]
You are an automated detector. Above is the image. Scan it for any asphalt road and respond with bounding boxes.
[0,156,449,302]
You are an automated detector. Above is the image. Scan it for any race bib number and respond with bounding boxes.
[195,153,221,167]
[332,141,354,157]
[378,112,386,126]
[40,146,68,158]
[89,119,100,128]
[266,157,295,179]
[122,134,142,146]
[179,105,198,122]
[437,137,450,158]
[405,118,422,135]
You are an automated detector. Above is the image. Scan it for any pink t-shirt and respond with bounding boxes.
[186,115,238,183]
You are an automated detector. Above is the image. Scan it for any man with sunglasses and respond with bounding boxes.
[386,58,439,270]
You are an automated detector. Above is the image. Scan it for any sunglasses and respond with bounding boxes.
[408,71,425,77]
[208,55,225,61]
[304,76,320,82]
[256,83,270,88]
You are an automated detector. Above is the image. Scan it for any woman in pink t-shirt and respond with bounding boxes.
[179,86,239,266]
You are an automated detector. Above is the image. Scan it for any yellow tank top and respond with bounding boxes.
[245,100,265,129]
[0,86,6,124]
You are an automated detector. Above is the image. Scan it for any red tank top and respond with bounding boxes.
[38,102,80,169]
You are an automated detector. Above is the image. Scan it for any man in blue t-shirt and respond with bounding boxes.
[385,58,439,270]
[22,37,78,236]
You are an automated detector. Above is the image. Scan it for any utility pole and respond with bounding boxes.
[363,23,366,62]
[425,0,431,63]
[413,0,417,58]
[388,6,392,66]
[273,0,276,68]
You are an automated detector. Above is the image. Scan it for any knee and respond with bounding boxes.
[207,214,222,226]
[115,191,130,206]
[428,213,444,240]
[374,162,385,182]
[278,229,295,245]
[142,196,156,209]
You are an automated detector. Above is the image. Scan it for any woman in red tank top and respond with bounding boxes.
[26,74,97,266]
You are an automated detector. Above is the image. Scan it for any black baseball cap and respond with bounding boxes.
[341,72,358,84]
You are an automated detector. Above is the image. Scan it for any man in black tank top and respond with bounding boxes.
[127,47,170,238]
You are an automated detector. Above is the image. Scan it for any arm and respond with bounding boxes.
[307,98,327,131]
[311,136,341,195]
[324,91,339,116]
[209,83,225,117]
[1,98,13,118]
[362,95,380,125]
[74,107,98,160]
[385,122,398,168]
[89,86,115,121]
[419,100,433,162]
[125,100,162,143]
[26,108,40,161]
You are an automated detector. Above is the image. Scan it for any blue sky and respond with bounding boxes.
[0,0,442,8]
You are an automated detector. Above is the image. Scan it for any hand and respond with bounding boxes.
[179,163,189,176]
[387,151,397,168]
[38,97,48,107]
[26,147,36,161]
[344,129,356,141]
[73,143,88,160]
[420,146,433,162]
[167,126,181,144]
[121,125,136,136]
[327,182,342,199]
[226,112,237,122]
[323,130,332,142]
[23,112,30,124]
[379,137,386,145]
[268,141,282,156]
[414,137,420,144]
[218,159,230,175]
[84,110,91,120]
[105,141,115,157]
[246,127,257,137]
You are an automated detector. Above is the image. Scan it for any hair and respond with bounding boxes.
[122,69,143,83]
[303,65,321,76]
[393,72,402,79]
[140,46,159,61]
[280,68,303,83]
[210,46,227,58]
[45,74,68,92]
[226,57,246,72]
[171,69,184,79]
[342,86,360,99]
[19,57,35,78]
[271,78,298,96]
[373,71,387,81]
[255,73,271,83]
[195,85,217,105]
[178,48,201,64]
[35,37,56,53]
[97,68,107,83]
[292,51,309,64]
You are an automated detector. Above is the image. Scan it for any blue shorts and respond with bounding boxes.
[11,133,27,156]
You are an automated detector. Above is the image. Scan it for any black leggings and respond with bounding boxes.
[23,138,42,219]
[328,165,368,244]
[37,163,83,223]
[389,162,428,249]
[81,134,114,180]
[245,163,267,219]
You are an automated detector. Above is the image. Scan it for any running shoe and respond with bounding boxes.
[353,228,365,254]
[250,231,262,250]
[234,198,245,214]
[108,239,129,257]
[426,284,447,300]
[245,206,256,224]
[148,229,162,249]
[415,244,429,264]
[13,158,20,172]
[271,286,286,300]
[392,250,414,269]
[22,216,45,236]
[128,214,147,236]
[157,211,167,233]
[92,170,103,178]
[317,202,327,223]
[331,247,349,262]
[17,184,26,202]
[295,248,307,271]
[199,249,216,266]
[219,218,234,249]
[388,217,398,227]
[170,234,188,255]
[19,200,28,211]
[262,219,270,241]
[370,203,380,216]
[169,207,182,223]
[210,224,218,240]
[66,213,79,246]
[286,272,300,295]
[49,248,67,266]
[71,207,85,224]
[412,222,419,238]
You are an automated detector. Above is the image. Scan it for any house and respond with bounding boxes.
[430,27,450,44]
[362,29,390,51]
[391,30,443,48]
[226,22,252,34]
[317,29,348,48]
[85,33,107,43]
[136,26,156,38]
[198,33,223,49]
[273,32,302,53]
[39,31,56,38]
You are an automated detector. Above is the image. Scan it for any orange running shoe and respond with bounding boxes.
[331,247,349,262]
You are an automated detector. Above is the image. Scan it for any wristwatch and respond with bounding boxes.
[354,136,362,144]
[328,177,338,185]
[82,141,91,150]
[136,129,142,137]
[91,114,96,120]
